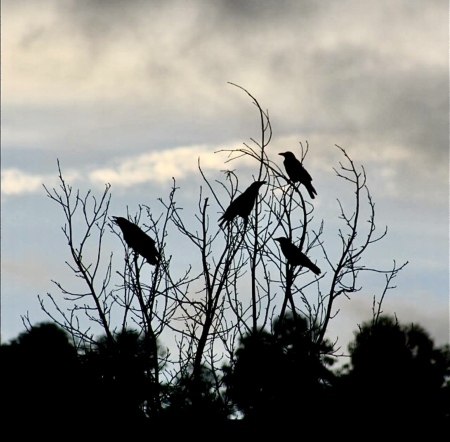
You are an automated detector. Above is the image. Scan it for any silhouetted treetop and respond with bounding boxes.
[337,315,450,431]
[1,322,81,428]
[223,313,335,422]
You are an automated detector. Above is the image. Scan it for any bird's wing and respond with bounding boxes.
[299,252,321,275]
[301,165,313,182]
[219,199,238,226]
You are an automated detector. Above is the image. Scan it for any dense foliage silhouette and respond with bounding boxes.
[2,316,448,432]
[336,315,450,432]
[79,329,157,424]
[162,365,231,423]
[223,313,335,423]
[1,322,81,427]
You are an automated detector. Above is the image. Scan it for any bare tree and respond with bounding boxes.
[34,85,406,419]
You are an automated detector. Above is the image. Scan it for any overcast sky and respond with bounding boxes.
[2,0,448,351]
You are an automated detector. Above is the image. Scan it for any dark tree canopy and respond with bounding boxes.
[223,314,335,423]
[79,329,158,424]
[336,315,450,432]
[2,316,448,432]
[1,322,81,427]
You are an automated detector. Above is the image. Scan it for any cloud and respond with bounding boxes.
[4,0,447,165]
[1,168,80,197]
[2,133,446,210]
[3,0,447,205]
[1,169,52,196]
[1,142,255,197]
[88,142,255,187]
[5,0,446,125]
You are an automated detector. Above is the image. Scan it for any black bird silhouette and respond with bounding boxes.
[113,216,159,265]
[219,181,266,228]
[274,237,321,275]
[279,151,317,199]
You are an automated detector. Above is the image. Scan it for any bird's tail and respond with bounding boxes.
[218,216,226,229]
[309,262,321,275]
[147,253,160,266]
[305,183,317,199]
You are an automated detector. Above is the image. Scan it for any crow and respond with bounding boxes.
[113,216,159,265]
[219,181,266,228]
[274,237,321,275]
[278,151,317,199]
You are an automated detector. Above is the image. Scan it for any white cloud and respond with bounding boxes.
[1,168,80,197]
[1,142,255,196]
[88,142,255,187]
[1,168,51,196]
[2,133,445,208]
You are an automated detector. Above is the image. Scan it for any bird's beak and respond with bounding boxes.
[278,152,285,157]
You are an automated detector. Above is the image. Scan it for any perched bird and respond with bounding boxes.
[274,237,321,275]
[219,181,266,228]
[113,216,159,265]
[278,151,317,199]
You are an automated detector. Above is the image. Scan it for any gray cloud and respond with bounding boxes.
[6,0,446,141]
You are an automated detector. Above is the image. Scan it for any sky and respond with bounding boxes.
[2,0,449,355]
